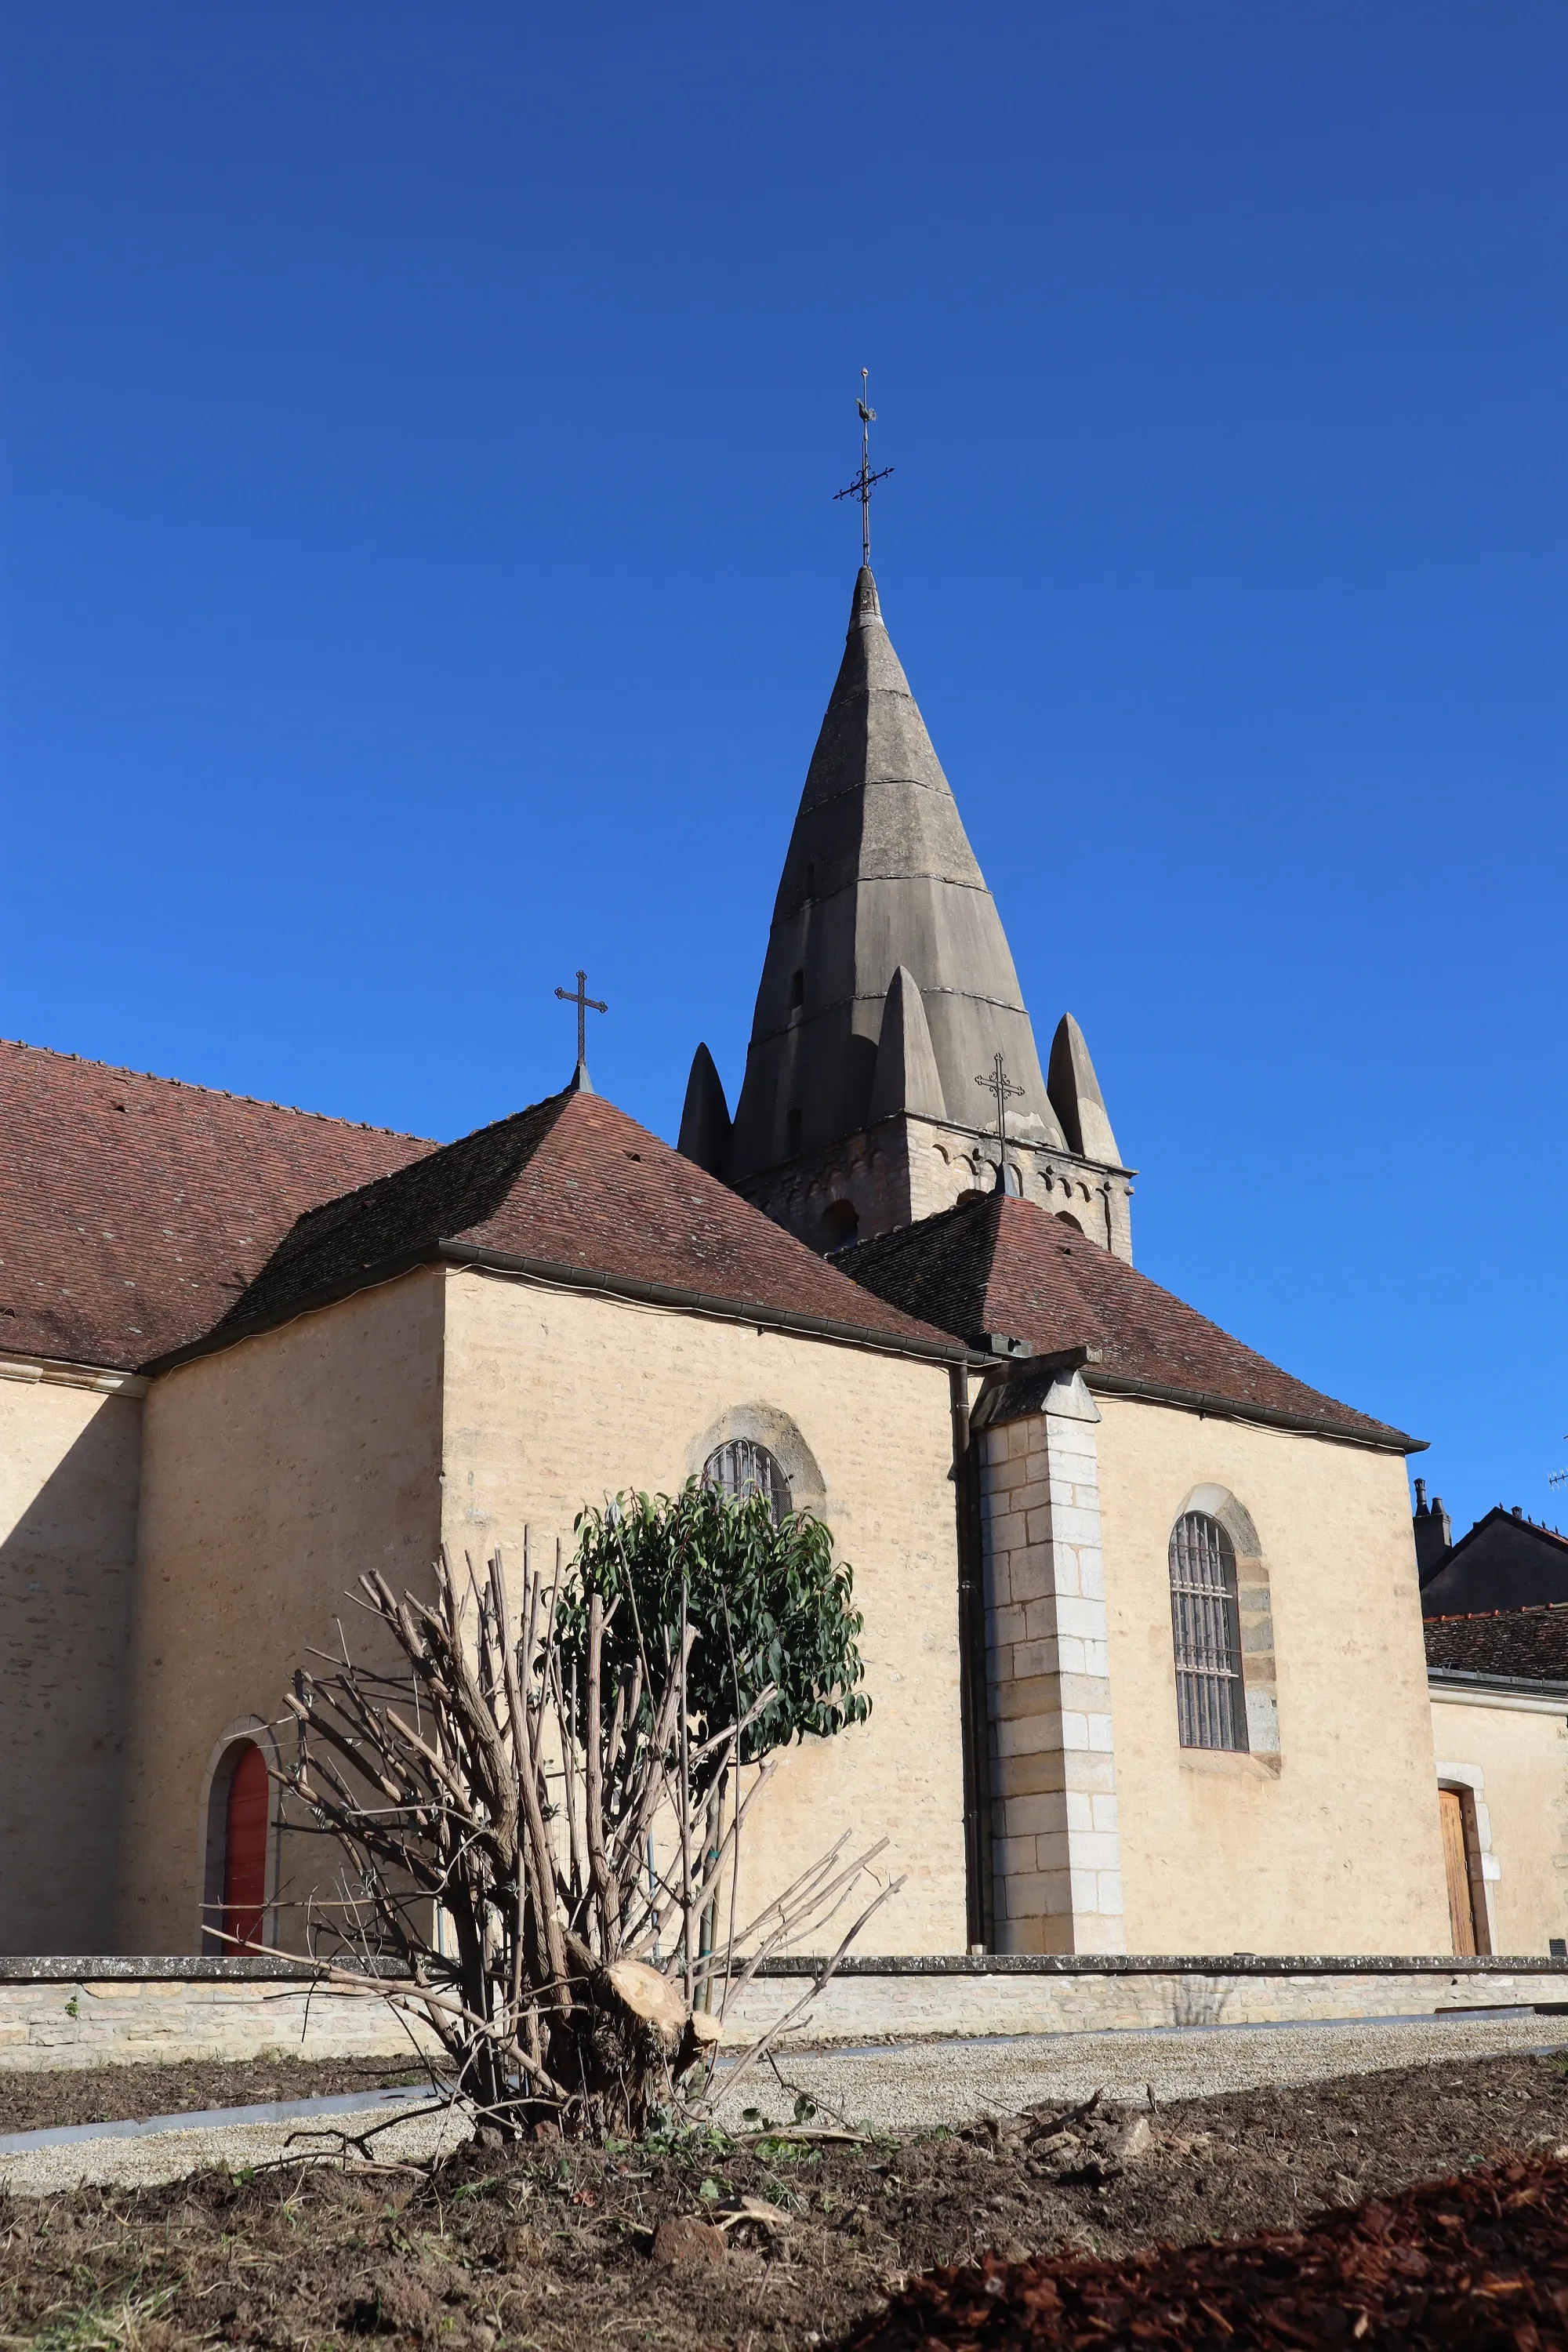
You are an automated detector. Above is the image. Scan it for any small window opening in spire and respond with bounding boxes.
[786,1107,803,1157]
[822,1200,859,1250]
[789,967,804,1014]
[805,862,815,899]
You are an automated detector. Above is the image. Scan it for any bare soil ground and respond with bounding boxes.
[0,2053,1565,2348]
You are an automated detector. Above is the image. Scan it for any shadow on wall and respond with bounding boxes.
[0,1401,142,1955]
[1170,1977,1236,2029]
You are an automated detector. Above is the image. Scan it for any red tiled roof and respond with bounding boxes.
[0,1039,434,1370]
[837,1191,1416,1449]
[1425,1603,1568,1685]
[186,1087,958,1365]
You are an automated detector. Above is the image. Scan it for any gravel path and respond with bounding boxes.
[0,2094,467,2198]
[0,2009,1557,2195]
[712,2010,1566,2132]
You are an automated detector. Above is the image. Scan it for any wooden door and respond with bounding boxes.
[1439,1788,1478,1956]
[223,1744,269,1952]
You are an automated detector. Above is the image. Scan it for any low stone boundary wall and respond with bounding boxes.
[2,1955,1566,2071]
[724,1955,1568,2044]
[0,1962,439,2072]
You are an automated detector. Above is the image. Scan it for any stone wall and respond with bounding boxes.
[979,1374,1125,1955]
[739,1113,1134,1261]
[2,1957,1563,2072]
[440,1265,968,1955]
[0,1966,437,2071]
[108,1259,967,1962]
[1430,1689,1568,1955]
[1092,1396,1452,1956]
[0,1363,145,1954]
[114,1272,448,1955]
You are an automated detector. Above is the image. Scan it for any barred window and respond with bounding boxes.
[1168,1512,1247,1751]
[702,1439,790,1523]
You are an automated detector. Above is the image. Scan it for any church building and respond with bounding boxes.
[1,560,1506,1965]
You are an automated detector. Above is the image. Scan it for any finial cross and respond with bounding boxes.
[833,367,895,566]
[976,1050,1024,1144]
[554,967,608,1065]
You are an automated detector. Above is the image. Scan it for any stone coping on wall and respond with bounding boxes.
[2,1952,1563,1984]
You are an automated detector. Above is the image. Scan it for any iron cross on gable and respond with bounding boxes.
[555,968,608,1066]
[976,1050,1023,1144]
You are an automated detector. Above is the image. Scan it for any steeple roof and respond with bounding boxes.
[727,567,1061,1181]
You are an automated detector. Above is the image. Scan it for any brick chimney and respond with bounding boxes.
[1413,1477,1452,1580]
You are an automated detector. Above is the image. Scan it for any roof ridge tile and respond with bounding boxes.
[0,1036,430,1142]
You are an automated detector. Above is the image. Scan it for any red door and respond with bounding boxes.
[223,1744,269,1951]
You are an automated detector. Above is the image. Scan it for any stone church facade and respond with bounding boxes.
[1,561,1512,1964]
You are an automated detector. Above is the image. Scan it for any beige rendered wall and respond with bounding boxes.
[440,1267,967,1955]
[1430,1695,1568,1957]
[1094,1395,1451,1955]
[114,1272,445,1955]
[1,1368,143,1953]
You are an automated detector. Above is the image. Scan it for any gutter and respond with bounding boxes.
[1081,1367,1423,1456]
[0,1352,148,1399]
[949,1365,994,1953]
[967,1351,1418,1456]
[145,1239,984,1378]
[1428,1666,1568,1712]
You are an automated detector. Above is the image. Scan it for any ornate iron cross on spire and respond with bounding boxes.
[833,368,895,567]
[976,1050,1024,1145]
[555,967,608,1090]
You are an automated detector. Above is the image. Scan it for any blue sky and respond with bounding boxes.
[2,4,1565,1535]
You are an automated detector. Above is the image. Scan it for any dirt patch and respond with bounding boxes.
[0,2056,428,2138]
[0,2054,1565,2348]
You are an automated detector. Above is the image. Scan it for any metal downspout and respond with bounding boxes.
[950,1362,995,1952]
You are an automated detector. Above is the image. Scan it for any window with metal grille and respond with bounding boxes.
[702,1439,790,1523]
[1168,1511,1247,1751]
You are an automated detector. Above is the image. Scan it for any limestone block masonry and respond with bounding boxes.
[0,1363,146,1955]
[2,1957,1565,2071]
[740,1111,1134,1262]
[980,1373,1126,1954]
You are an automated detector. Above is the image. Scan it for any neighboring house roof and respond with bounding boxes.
[1419,1507,1568,1617]
[0,1038,434,1372]
[1425,1603,1568,1688]
[170,1085,960,1370]
[835,1190,1418,1451]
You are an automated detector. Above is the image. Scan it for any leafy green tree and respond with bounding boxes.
[558,1478,870,1761]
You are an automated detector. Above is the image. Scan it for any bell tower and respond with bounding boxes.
[678,564,1134,1261]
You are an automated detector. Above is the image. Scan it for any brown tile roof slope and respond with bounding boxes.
[0,1039,435,1371]
[835,1191,1414,1446]
[192,1087,955,1363]
[1425,1604,1568,1685]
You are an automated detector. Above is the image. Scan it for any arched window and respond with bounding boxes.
[703,1439,790,1523]
[216,1741,270,1951]
[1168,1512,1248,1751]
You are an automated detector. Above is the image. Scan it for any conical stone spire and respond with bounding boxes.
[728,568,1063,1181]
